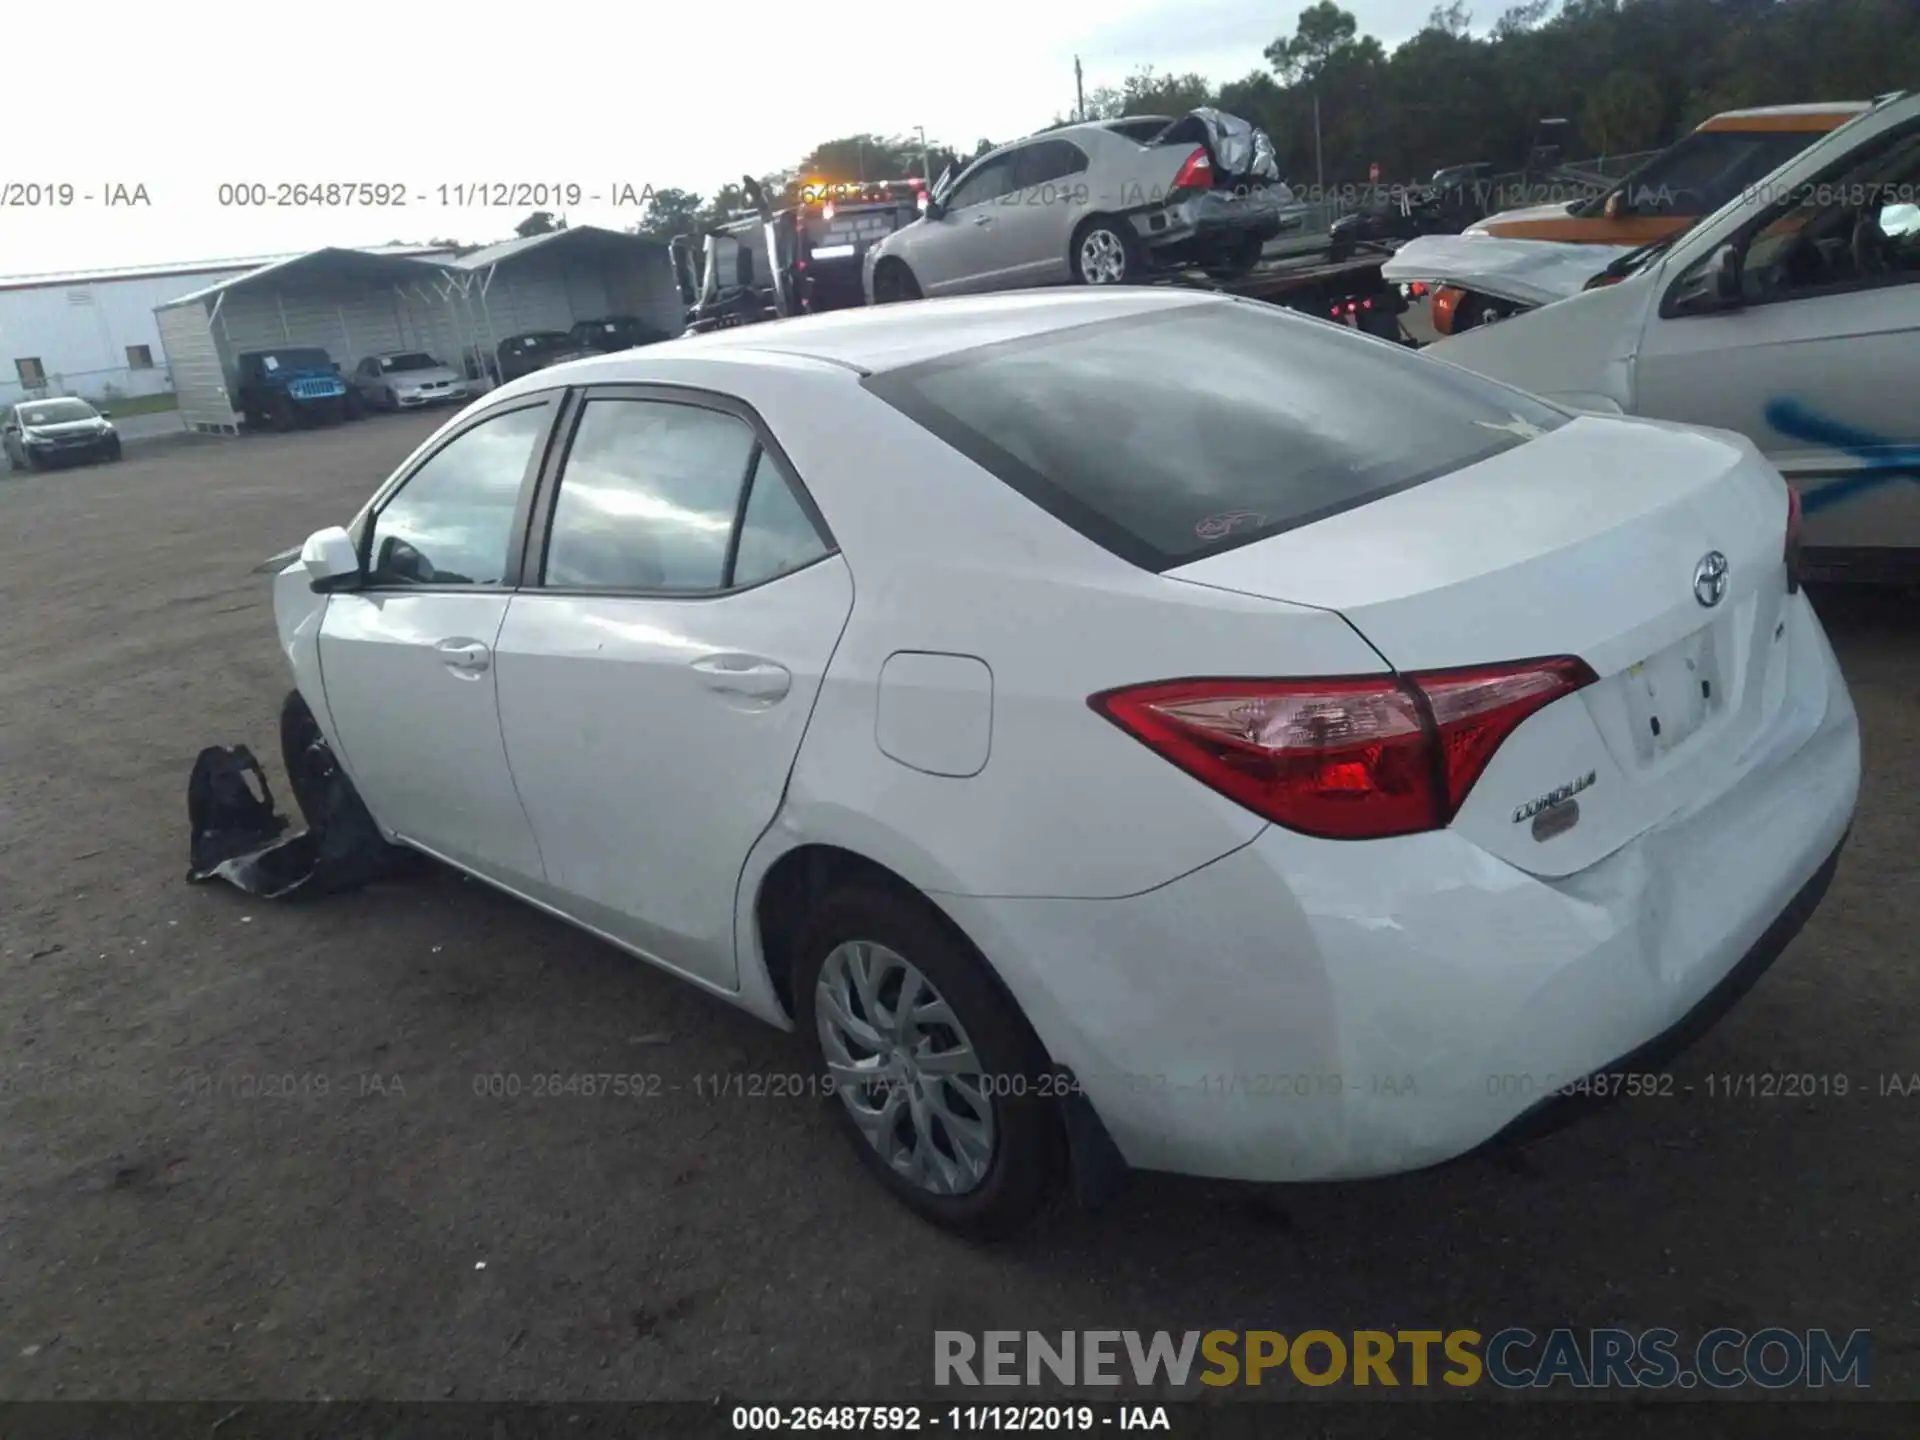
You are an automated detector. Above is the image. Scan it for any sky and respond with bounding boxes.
[0,0,1437,278]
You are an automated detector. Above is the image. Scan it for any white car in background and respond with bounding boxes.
[269,289,1857,1236]
[1414,89,1920,584]
[350,352,472,412]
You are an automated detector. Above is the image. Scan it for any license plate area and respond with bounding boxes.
[1620,623,1723,766]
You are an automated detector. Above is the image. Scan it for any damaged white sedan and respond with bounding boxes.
[1399,89,1920,582]
[259,288,1857,1237]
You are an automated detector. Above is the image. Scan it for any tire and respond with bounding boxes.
[279,688,346,828]
[105,439,122,462]
[1203,231,1266,280]
[270,395,296,433]
[1070,216,1141,285]
[794,883,1061,1239]
[871,259,922,304]
[342,391,365,422]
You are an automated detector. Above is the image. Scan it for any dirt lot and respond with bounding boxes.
[0,414,1915,1405]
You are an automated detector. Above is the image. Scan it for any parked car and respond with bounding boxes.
[864,108,1294,300]
[351,352,472,412]
[234,347,359,430]
[265,288,1855,1237]
[2,396,121,470]
[1429,102,1870,331]
[1416,89,1920,584]
[567,315,669,353]
[495,331,593,384]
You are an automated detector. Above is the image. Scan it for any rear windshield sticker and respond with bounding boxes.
[1195,510,1269,542]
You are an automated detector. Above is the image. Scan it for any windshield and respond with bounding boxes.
[254,349,332,371]
[1575,128,1829,219]
[19,399,98,425]
[381,353,438,372]
[865,300,1569,572]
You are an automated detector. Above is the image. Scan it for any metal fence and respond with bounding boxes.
[1277,148,1664,240]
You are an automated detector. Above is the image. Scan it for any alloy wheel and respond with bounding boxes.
[815,940,996,1196]
[1079,229,1129,284]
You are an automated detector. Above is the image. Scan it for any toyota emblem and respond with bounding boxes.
[1693,550,1729,608]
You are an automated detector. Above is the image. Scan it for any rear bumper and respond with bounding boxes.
[938,593,1860,1183]
[1135,187,1287,252]
[1474,823,1847,1153]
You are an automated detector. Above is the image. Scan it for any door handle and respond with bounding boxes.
[436,637,491,674]
[691,655,791,702]
[971,215,994,226]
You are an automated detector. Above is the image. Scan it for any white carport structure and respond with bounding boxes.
[444,226,685,381]
[154,248,461,434]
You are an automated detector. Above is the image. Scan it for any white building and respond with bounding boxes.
[0,246,456,406]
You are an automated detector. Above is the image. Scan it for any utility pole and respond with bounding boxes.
[915,124,931,181]
[1075,56,1085,122]
[1313,90,1325,192]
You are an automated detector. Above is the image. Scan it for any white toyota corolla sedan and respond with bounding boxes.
[270,287,1859,1237]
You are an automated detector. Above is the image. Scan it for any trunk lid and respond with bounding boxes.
[1167,415,1806,876]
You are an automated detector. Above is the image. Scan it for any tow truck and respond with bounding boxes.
[672,174,929,332]
[671,173,1417,344]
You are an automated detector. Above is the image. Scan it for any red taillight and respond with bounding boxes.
[1090,658,1597,840]
[1785,484,1803,594]
[1171,147,1213,190]
[918,191,930,211]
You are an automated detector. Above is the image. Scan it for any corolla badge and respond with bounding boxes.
[1512,769,1597,825]
[1693,550,1729,608]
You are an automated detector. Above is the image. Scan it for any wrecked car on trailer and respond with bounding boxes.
[863,105,1302,300]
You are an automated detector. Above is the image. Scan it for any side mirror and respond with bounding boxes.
[98,409,113,419]
[1668,243,1746,316]
[924,198,948,221]
[301,525,362,594]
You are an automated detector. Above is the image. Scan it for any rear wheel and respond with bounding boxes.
[1204,231,1266,280]
[794,884,1060,1239]
[1071,217,1141,285]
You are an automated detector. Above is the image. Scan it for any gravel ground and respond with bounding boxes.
[0,412,1914,1406]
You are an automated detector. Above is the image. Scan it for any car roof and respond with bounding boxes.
[628,288,1220,376]
[1697,102,1871,131]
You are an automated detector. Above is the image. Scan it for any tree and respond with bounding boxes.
[629,186,704,241]
[514,210,562,237]
[1266,2,1364,84]
[797,134,923,182]
[1580,69,1663,155]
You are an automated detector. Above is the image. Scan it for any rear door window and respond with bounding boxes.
[864,300,1569,571]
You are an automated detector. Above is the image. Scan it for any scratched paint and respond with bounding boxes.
[1762,398,1920,515]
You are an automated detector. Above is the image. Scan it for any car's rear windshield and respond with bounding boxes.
[863,300,1570,571]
